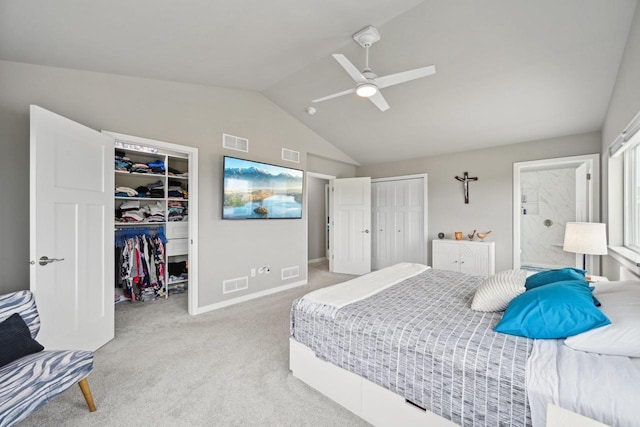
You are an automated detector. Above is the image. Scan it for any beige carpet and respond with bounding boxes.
[19,261,370,427]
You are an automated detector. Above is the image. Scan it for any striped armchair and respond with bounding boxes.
[0,291,96,427]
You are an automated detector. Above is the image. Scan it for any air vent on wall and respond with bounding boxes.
[223,133,249,152]
[281,266,300,280]
[282,148,300,163]
[223,276,249,294]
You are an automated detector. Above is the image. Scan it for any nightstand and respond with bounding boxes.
[586,275,609,283]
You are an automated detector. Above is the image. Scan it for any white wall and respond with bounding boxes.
[357,132,601,272]
[0,60,357,309]
[602,3,640,279]
[520,168,576,268]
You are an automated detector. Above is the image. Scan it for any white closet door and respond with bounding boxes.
[372,181,390,270]
[402,178,424,264]
[390,179,424,266]
[372,178,425,269]
[30,105,114,351]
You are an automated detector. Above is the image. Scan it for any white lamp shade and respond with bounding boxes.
[563,222,608,255]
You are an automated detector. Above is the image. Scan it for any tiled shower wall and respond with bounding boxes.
[521,167,576,268]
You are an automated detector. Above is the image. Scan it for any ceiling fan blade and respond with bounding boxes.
[333,54,367,84]
[312,88,356,103]
[368,91,390,112]
[376,65,436,89]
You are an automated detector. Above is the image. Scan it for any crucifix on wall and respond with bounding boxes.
[455,172,478,204]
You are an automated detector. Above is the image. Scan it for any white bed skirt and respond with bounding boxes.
[289,337,457,427]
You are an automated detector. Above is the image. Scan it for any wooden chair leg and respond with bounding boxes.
[78,378,97,412]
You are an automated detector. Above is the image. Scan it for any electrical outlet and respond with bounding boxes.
[251,268,256,277]
[258,266,271,274]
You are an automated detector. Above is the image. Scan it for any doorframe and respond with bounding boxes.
[103,131,199,315]
[512,154,600,273]
[371,173,429,266]
[324,183,330,259]
[305,172,335,272]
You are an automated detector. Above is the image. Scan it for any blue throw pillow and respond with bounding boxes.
[525,267,587,290]
[494,281,610,339]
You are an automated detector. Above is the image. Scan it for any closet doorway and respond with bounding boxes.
[307,172,334,268]
[29,105,200,352]
[513,154,599,273]
[106,131,199,316]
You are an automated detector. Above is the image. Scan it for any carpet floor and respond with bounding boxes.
[19,261,370,427]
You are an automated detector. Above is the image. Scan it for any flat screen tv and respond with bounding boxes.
[222,156,304,219]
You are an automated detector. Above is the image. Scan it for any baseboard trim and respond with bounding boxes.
[194,279,308,315]
[308,257,327,264]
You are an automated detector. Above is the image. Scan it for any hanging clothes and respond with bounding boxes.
[115,228,167,302]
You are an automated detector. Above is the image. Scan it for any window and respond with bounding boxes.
[623,132,640,253]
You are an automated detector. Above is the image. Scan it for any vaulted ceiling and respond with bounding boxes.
[0,0,637,164]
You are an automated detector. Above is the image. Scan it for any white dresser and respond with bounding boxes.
[432,239,495,277]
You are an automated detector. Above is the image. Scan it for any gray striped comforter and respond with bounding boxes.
[291,269,533,427]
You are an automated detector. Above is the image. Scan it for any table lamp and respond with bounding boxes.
[562,222,608,271]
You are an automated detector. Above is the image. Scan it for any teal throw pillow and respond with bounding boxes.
[494,281,610,339]
[525,267,587,290]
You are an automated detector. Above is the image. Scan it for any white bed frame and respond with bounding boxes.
[289,338,457,427]
[290,338,605,427]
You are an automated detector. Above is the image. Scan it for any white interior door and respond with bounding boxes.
[30,105,114,351]
[330,177,371,275]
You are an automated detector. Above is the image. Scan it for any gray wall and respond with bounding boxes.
[0,60,356,308]
[357,132,601,272]
[307,153,357,177]
[307,176,328,261]
[602,3,640,279]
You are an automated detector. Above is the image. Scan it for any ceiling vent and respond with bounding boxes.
[282,148,300,163]
[223,276,249,294]
[281,266,300,280]
[223,133,249,153]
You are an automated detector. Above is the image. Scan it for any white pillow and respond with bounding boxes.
[471,269,527,312]
[564,281,640,357]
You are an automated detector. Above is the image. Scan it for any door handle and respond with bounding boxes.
[363,229,370,233]
[38,256,65,266]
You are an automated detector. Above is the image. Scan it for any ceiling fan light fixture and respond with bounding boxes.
[356,82,378,98]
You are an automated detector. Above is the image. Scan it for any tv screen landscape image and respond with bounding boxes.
[223,156,304,219]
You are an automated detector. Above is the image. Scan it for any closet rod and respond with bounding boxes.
[114,224,165,231]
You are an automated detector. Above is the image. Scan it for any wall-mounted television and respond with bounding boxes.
[222,156,304,219]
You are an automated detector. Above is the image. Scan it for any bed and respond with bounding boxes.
[289,263,640,427]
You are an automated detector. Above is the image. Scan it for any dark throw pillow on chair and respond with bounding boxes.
[0,313,44,368]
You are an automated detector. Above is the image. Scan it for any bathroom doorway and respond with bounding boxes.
[513,154,600,273]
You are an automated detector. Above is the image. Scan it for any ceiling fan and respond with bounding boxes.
[312,26,436,112]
